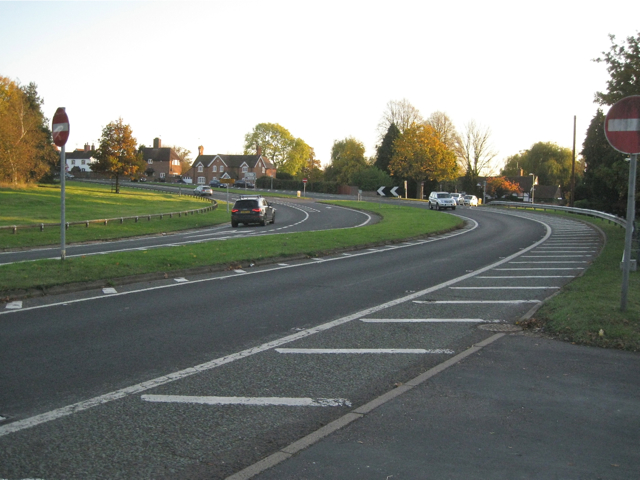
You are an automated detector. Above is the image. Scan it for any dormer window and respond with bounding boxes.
[197,165,203,172]
[147,159,153,164]
[242,166,248,173]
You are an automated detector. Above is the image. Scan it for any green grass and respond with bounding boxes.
[512,213,640,352]
[0,183,228,248]
[0,201,462,294]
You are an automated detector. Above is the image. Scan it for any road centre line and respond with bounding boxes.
[275,348,454,354]
[0,216,552,437]
[141,395,352,407]
[360,318,489,323]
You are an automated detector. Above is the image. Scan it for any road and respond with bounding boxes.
[0,196,373,266]
[0,207,602,479]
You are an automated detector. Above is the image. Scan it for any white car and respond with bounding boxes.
[428,191,456,210]
[463,195,478,206]
[449,193,464,206]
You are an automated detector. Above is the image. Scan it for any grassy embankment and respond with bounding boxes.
[0,182,228,249]
[0,190,462,294]
[520,212,640,351]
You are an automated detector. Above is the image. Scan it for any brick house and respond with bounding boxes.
[66,143,97,172]
[141,138,182,181]
[189,146,276,185]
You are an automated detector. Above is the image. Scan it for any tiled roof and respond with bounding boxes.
[66,150,96,160]
[142,147,181,162]
[193,154,274,169]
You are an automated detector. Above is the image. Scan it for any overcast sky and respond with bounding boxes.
[1,1,638,171]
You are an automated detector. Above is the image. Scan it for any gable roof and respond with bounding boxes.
[66,150,96,160]
[192,154,274,169]
[142,147,181,162]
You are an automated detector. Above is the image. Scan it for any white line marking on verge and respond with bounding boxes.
[174,277,188,283]
[141,395,352,407]
[234,269,246,274]
[102,288,117,294]
[360,318,489,323]
[275,348,454,354]
[5,301,22,309]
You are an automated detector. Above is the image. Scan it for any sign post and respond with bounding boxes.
[52,108,70,261]
[604,95,640,311]
[303,178,307,197]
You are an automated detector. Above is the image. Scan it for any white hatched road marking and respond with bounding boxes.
[275,348,454,354]
[174,277,188,283]
[450,286,559,290]
[102,287,117,294]
[5,301,23,309]
[141,395,352,407]
[495,267,584,270]
[414,300,540,304]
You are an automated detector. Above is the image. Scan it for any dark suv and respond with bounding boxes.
[231,196,276,227]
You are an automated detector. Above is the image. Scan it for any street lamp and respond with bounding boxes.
[529,173,536,203]
[477,180,486,205]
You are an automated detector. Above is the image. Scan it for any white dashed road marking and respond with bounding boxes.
[141,395,352,407]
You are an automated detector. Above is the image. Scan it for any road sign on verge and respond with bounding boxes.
[220,178,235,184]
[52,107,70,147]
[376,186,400,197]
[605,95,640,154]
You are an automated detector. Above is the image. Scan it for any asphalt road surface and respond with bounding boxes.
[0,207,603,479]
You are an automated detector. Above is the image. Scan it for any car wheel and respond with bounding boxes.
[231,221,238,228]
[260,218,267,226]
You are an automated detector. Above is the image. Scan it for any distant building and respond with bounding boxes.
[189,145,276,185]
[66,143,97,172]
[141,138,182,180]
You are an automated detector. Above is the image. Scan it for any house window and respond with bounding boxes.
[197,165,203,172]
[82,159,86,165]
[242,166,248,173]
[148,159,153,164]
[262,167,265,174]
[212,165,217,172]
[220,166,224,172]
[172,160,179,165]
[71,160,76,165]
[197,177,206,184]
[160,172,165,179]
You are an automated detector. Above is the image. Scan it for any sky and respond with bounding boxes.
[1,1,639,172]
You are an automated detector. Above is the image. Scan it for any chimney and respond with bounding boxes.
[153,137,161,148]
[256,144,262,156]
[198,145,204,156]
[91,143,95,151]
[84,143,90,152]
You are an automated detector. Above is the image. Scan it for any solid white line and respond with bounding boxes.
[450,286,559,290]
[141,395,352,407]
[521,255,589,257]
[275,348,454,354]
[360,318,487,323]
[476,276,573,279]
[508,261,587,264]
[495,268,584,271]
[414,300,540,304]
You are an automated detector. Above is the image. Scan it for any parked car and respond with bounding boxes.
[449,193,464,206]
[233,179,255,189]
[463,195,478,206]
[193,185,213,196]
[428,191,456,210]
[231,195,275,227]
[139,177,147,182]
[209,178,227,188]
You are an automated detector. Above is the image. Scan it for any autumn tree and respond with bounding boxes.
[487,176,521,199]
[301,147,323,182]
[389,123,458,197]
[0,77,57,185]
[377,99,423,140]
[243,123,311,176]
[93,118,144,193]
[326,137,368,185]
[594,32,640,106]
[501,142,576,190]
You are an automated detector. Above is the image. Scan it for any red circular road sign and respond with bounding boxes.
[52,107,70,147]
[303,178,308,183]
[605,95,640,154]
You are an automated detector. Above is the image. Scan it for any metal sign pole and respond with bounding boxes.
[621,153,637,311]
[60,145,66,260]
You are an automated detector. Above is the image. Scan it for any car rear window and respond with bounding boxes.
[234,200,258,209]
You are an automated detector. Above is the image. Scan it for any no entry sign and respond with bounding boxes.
[52,107,70,147]
[605,95,640,154]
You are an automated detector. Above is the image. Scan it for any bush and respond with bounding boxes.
[350,167,394,191]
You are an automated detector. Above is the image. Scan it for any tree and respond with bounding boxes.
[167,145,192,176]
[350,166,394,191]
[0,77,56,185]
[376,99,424,140]
[580,109,632,214]
[301,147,323,182]
[93,118,144,193]
[456,120,498,179]
[594,32,640,106]
[426,111,460,152]
[389,123,458,197]
[500,142,576,190]
[327,137,368,184]
[487,176,521,199]
[374,122,400,175]
[243,123,311,176]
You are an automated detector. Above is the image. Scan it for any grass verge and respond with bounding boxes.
[0,201,462,297]
[0,183,227,249]
[516,213,640,352]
